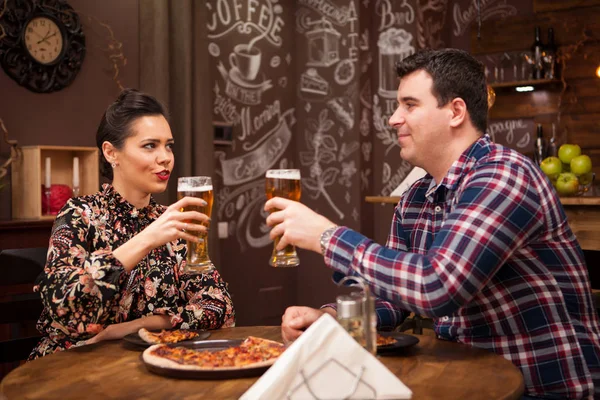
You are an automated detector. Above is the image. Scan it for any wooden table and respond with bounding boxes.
[1,326,524,400]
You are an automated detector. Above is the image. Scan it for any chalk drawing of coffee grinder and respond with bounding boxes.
[306,18,341,68]
[378,28,415,99]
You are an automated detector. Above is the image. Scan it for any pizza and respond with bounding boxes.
[138,328,201,344]
[142,336,285,371]
[376,334,397,347]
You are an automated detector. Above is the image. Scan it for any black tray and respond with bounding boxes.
[377,331,420,354]
[123,330,211,348]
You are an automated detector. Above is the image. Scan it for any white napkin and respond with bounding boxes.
[240,313,412,400]
[390,167,427,197]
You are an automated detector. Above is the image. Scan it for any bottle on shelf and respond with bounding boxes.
[543,27,558,80]
[531,26,545,80]
[547,123,558,158]
[534,124,547,165]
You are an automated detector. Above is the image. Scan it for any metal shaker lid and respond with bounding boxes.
[336,294,364,319]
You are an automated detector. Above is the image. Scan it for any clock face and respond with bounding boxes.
[23,16,64,65]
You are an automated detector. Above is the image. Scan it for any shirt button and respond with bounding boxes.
[434,206,442,213]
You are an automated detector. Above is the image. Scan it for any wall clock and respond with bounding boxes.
[0,0,86,93]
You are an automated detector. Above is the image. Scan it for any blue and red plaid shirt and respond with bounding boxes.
[323,135,600,399]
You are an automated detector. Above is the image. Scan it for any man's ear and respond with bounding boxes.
[102,141,117,165]
[448,97,468,128]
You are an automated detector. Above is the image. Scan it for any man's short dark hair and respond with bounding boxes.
[396,48,488,134]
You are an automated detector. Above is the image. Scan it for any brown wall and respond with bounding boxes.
[0,0,140,220]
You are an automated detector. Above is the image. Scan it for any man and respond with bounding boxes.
[265,49,600,399]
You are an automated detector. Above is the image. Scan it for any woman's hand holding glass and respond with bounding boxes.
[140,196,210,251]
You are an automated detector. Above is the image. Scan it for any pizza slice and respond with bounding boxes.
[138,328,201,344]
[142,336,286,371]
[376,334,397,347]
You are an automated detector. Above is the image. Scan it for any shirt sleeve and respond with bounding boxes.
[323,162,543,318]
[170,266,236,330]
[34,198,128,339]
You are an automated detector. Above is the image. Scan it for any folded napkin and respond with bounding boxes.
[240,313,412,400]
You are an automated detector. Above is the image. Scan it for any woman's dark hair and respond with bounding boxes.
[396,48,488,134]
[96,88,169,180]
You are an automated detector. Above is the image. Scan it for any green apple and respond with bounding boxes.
[558,144,582,164]
[555,172,580,196]
[540,156,562,180]
[570,154,592,175]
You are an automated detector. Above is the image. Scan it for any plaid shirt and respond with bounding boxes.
[323,135,600,399]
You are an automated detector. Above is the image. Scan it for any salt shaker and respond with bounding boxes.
[336,277,377,355]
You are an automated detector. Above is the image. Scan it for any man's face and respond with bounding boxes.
[388,70,453,169]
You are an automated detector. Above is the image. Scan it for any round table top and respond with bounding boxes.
[1,326,524,400]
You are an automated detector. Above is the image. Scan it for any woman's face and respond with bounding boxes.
[111,115,175,196]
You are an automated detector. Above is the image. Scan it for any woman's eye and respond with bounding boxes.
[167,143,174,150]
[143,143,155,149]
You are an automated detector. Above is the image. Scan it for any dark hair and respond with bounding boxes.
[396,48,488,134]
[96,88,169,180]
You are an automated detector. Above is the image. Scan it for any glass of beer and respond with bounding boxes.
[265,169,301,267]
[177,176,214,274]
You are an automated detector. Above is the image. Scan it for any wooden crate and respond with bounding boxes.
[11,146,99,220]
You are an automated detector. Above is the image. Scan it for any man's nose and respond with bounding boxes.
[388,108,405,127]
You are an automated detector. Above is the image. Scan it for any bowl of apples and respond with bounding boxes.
[540,144,595,197]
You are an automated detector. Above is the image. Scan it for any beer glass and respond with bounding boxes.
[265,169,301,267]
[177,176,214,274]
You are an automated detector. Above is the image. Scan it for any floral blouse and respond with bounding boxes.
[30,184,235,359]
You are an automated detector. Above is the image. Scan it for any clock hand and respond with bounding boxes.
[31,30,45,40]
[37,32,57,45]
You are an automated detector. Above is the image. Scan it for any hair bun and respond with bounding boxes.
[116,88,140,103]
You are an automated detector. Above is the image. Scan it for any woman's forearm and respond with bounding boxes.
[112,232,154,272]
[87,315,172,344]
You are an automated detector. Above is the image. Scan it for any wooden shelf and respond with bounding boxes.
[366,195,600,251]
[11,145,99,220]
[489,78,562,90]
[365,196,400,204]
[367,195,600,206]
[559,196,600,205]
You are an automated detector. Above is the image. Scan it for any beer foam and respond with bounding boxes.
[266,170,301,180]
[377,28,414,55]
[177,184,213,192]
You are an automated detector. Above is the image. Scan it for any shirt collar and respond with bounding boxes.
[425,135,493,201]
[102,183,159,218]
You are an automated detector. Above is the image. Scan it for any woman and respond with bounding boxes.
[30,89,235,359]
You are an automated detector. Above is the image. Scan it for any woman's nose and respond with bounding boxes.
[157,147,171,164]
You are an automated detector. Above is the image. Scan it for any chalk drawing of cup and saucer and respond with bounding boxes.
[228,44,267,88]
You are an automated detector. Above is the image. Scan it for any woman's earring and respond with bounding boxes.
[111,162,116,168]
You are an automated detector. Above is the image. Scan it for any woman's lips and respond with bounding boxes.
[156,171,170,181]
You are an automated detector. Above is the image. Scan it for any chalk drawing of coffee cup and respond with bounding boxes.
[378,28,414,99]
[229,44,262,82]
